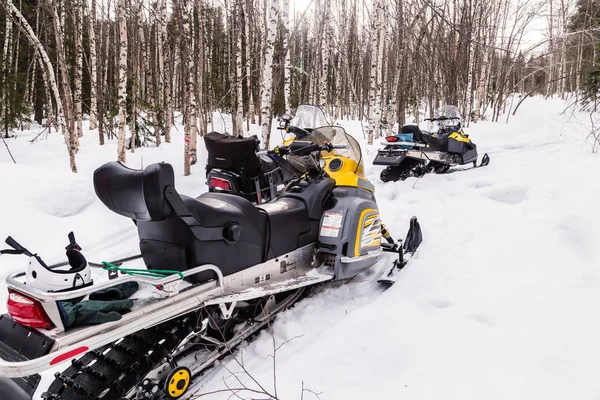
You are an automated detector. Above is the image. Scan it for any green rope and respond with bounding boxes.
[101,262,184,280]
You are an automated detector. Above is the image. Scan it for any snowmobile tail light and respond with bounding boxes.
[209,177,232,191]
[7,289,54,329]
[385,136,399,142]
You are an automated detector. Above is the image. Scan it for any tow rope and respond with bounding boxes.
[101,261,184,280]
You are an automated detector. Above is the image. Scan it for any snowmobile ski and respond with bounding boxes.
[378,217,422,286]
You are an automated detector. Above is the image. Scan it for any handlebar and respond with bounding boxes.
[4,237,33,257]
[424,116,461,122]
[257,142,348,157]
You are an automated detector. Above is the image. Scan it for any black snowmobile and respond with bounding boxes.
[205,132,302,204]
[374,105,490,182]
[0,118,422,400]
[205,104,334,204]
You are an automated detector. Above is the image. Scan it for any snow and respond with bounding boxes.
[1,97,600,399]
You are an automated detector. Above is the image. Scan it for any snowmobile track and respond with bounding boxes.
[42,316,195,400]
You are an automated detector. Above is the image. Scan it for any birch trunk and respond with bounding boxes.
[74,0,83,138]
[50,0,77,157]
[260,0,279,149]
[367,0,381,144]
[464,0,476,126]
[117,0,128,163]
[196,0,205,139]
[234,0,244,136]
[243,0,254,127]
[374,12,385,139]
[88,0,98,130]
[161,0,171,142]
[319,0,330,108]
[1,11,12,125]
[2,0,76,171]
[282,0,291,113]
[181,0,197,175]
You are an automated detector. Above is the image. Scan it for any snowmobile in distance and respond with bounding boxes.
[374,105,490,182]
[205,132,302,204]
[0,117,422,400]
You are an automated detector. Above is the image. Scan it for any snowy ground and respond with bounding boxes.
[1,96,600,399]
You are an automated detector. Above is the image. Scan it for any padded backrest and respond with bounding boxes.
[94,161,174,221]
[400,125,424,142]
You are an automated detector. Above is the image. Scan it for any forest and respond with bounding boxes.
[0,0,599,173]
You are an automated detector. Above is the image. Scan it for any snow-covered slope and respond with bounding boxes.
[1,97,600,399]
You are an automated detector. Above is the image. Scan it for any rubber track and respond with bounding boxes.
[42,316,194,400]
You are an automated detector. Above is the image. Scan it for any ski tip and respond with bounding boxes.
[377,279,395,287]
[480,153,490,167]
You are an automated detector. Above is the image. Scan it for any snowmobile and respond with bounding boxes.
[204,104,330,204]
[374,105,490,182]
[205,132,302,204]
[0,116,422,399]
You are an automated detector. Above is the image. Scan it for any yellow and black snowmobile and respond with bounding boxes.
[0,106,422,399]
[374,105,490,182]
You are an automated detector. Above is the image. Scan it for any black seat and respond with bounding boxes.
[258,198,311,256]
[401,124,448,151]
[93,161,316,282]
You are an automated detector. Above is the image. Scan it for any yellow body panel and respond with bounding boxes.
[354,208,382,256]
[282,134,373,192]
[323,156,374,192]
[282,136,295,146]
[448,131,471,143]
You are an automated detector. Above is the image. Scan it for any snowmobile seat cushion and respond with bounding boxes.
[400,125,424,142]
[205,132,262,176]
[188,193,267,235]
[420,134,447,151]
[94,161,174,221]
[258,198,311,255]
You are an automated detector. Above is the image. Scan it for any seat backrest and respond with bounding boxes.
[400,125,424,142]
[94,161,175,221]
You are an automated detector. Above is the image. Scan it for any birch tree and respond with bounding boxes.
[234,0,244,136]
[282,0,291,113]
[88,0,98,131]
[74,0,83,138]
[1,0,76,171]
[260,0,279,149]
[117,0,128,163]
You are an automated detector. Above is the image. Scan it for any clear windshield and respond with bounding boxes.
[434,105,462,120]
[434,105,462,129]
[290,105,329,130]
[304,126,363,169]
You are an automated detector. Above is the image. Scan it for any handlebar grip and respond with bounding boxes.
[331,144,349,149]
[5,236,32,256]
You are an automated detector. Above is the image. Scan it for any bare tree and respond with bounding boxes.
[117,0,128,162]
[260,0,279,149]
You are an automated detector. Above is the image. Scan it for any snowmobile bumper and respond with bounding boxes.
[0,264,225,379]
[373,149,408,166]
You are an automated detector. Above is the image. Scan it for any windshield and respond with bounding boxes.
[304,126,363,169]
[290,105,329,130]
[435,105,462,128]
[434,105,461,120]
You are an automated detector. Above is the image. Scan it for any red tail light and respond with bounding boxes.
[209,177,232,191]
[7,289,54,329]
[385,136,399,142]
